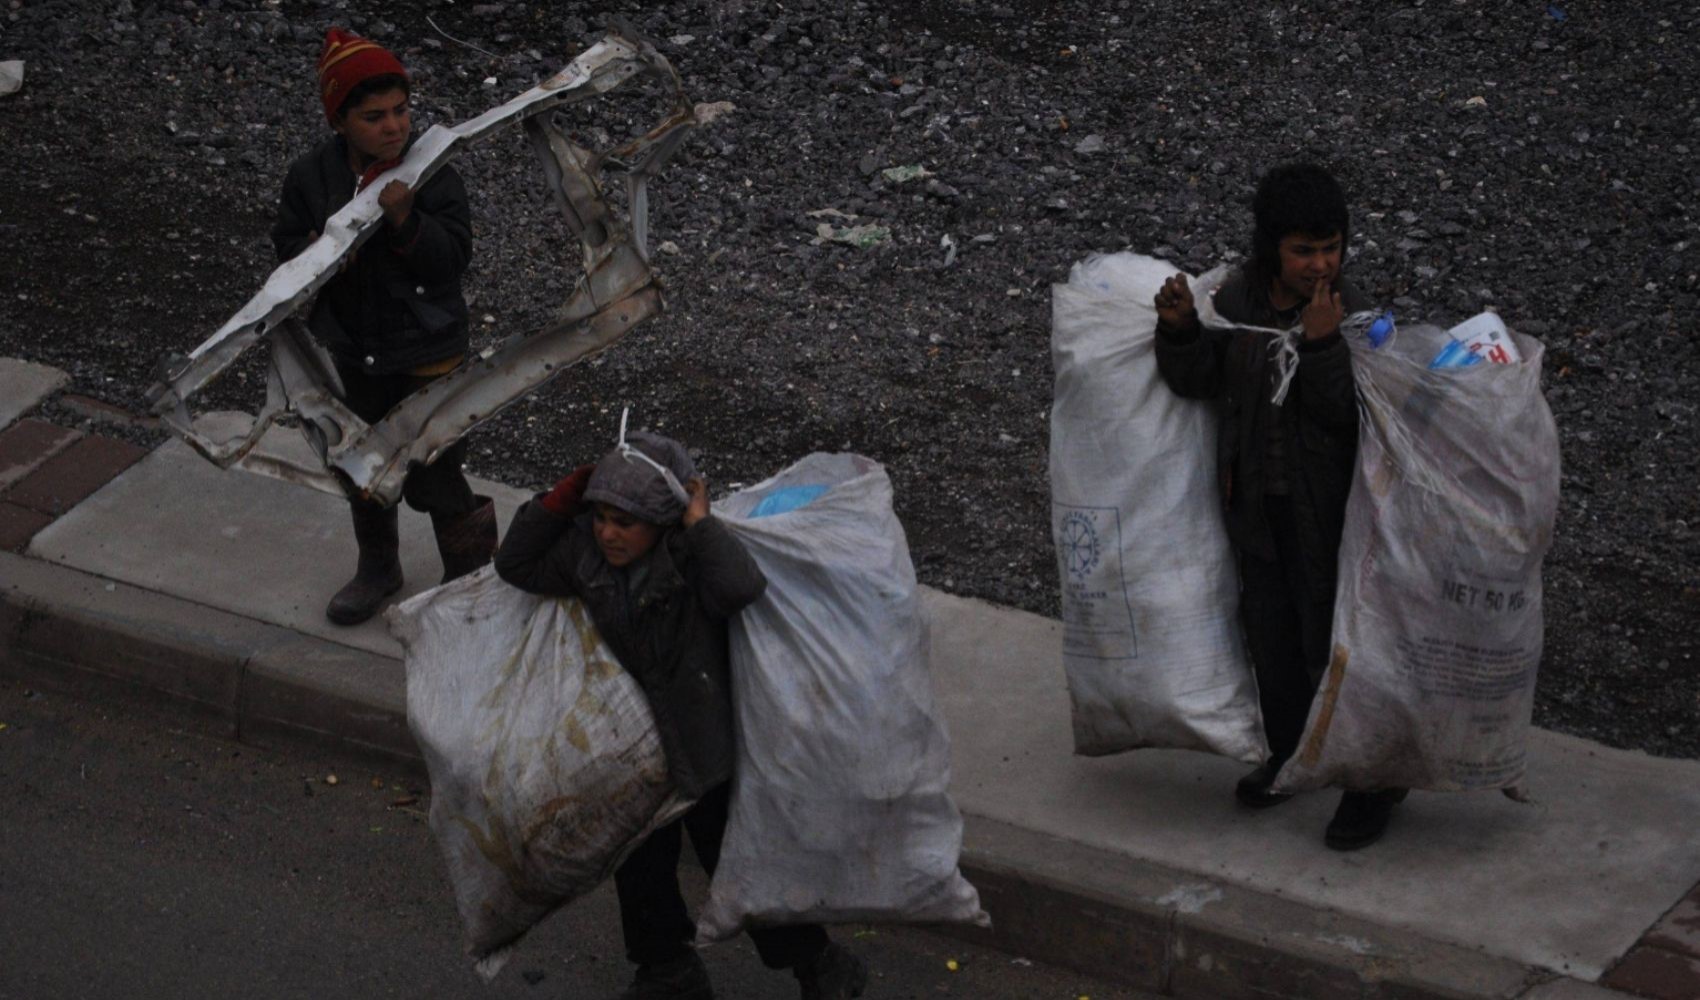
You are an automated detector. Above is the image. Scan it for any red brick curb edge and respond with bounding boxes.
[0,417,148,551]
[1602,885,1700,1000]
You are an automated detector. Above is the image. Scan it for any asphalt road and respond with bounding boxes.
[0,678,1154,1000]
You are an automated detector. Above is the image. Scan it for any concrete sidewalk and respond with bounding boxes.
[3,357,1697,1000]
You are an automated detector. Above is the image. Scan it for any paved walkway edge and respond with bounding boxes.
[0,550,1639,1000]
[0,551,417,769]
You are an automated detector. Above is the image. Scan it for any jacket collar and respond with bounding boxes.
[321,132,419,193]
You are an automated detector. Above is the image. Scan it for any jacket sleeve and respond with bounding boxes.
[1291,274,1370,432]
[386,164,472,284]
[271,159,320,264]
[1294,333,1360,434]
[681,515,768,620]
[494,499,585,598]
[1154,316,1231,400]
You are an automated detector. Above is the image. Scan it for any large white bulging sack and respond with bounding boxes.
[390,568,688,979]
[1275,319,1560,794]
[697,452,988,942]
[1049,252,1267,763]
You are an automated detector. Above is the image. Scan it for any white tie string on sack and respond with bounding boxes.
[1255,310,1379,408]
[1208,318,1301,406]
[615,406,691,505]
[1267,327,1302,406]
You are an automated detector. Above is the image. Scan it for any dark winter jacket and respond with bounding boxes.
[493,501,767,799]
[1155,269,1370,571]
[271,135,472,375]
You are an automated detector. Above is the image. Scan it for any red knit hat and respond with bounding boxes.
[316,28,408,125]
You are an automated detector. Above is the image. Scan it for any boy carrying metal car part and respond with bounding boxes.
[271,28,494,625]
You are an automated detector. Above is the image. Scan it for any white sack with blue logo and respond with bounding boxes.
[697,452,988,942]
[1049,252,1267,763]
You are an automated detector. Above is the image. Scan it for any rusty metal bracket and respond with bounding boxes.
[145,27,727,504]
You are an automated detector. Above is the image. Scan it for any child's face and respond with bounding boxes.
[1275,231,1344,302]
[335,87,411,165]
[593,503,661,568]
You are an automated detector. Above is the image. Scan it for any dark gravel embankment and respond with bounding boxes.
[1,1,1695,755]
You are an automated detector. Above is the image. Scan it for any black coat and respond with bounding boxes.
[271,135,472,375]
[494,501,767,799]
[1155,269,1370,574]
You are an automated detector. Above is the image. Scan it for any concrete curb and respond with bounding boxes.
[0,549,1643,1000]
[950,816,1635,1000]
[0,551,421,772]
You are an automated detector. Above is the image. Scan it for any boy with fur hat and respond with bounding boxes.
[271,28,493,626]
[1153,162,1407,850]
[495,430,868,1000]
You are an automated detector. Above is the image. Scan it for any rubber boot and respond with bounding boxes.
[431,494,497,584]
[616,951,715,1000]
[325,500,403,625]
[1235,760,1296,809]
[796,943,867,1000]
[1324,788,1409,851]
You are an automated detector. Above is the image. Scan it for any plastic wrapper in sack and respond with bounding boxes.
[389,567,690,979]
[1274,316,1560,795]
[1048,252,1267,763]
[1430,312,1523,370]
[695,452,988,942]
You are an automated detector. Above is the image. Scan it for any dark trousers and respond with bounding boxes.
[333,359,476,516]
[615,782,828,970]
[1237,495,1336,764]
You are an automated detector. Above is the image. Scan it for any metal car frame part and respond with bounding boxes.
[146,27,722,505]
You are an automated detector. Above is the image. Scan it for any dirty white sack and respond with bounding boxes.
[1048,252,1267,763]
[390,567,689,979]
[0,61,23,97]
[696,453,988,941]
[1274,317,1560,794]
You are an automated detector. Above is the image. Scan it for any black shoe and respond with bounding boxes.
[796,943,867,1000]
[325,501,403,625]
[617,952,714,1000]
[1324,789,1408,851]
[1235,762,1295,809]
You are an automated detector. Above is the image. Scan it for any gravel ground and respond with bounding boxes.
[1,1,1695,756]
